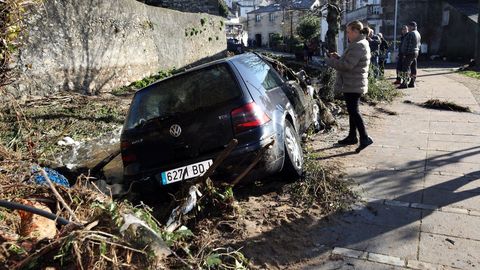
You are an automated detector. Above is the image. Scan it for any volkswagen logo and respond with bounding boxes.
[169,124,182,137]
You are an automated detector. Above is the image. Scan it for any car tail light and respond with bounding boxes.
[231,102,271,134]
[120,140,137,164]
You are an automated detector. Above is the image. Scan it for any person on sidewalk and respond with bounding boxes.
[367,29,381,78]
[377,33,389,77]
[325,21,374,153]
[394,25,409,84]
[399,21,421,89]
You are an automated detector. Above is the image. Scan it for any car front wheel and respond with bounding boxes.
[282,120,304,178]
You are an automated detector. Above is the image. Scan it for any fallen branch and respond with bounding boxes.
[39,168,81,224]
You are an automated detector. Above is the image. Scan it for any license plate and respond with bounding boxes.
[160,160,213,185]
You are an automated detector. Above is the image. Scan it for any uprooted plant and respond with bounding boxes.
[285,151,358,213]
[422,99,472,112]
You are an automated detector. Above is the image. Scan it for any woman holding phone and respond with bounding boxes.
[325,20,373,153]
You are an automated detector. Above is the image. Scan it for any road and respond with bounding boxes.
[301,65,480,269]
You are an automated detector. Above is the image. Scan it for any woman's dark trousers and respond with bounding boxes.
[344,93,368,140]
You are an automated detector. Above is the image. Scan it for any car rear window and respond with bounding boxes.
[231,54,283,91]
[124,64,241,130]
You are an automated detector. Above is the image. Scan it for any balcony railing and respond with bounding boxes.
[344,4,383,23]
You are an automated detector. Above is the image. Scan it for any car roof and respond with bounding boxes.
[135,53,260,96]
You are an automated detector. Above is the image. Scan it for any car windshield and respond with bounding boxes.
[124,64,241,130]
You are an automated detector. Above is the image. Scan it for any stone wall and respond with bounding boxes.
[140,0,226,15]
[10,0,226,96]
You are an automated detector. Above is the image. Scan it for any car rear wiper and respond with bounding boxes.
[134,113,179,129]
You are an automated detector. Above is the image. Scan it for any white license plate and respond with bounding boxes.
[160,160,213,185]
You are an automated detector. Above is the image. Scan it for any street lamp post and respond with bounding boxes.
[393,0,398,61]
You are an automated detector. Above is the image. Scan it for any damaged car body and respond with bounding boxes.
[120,53,321,189]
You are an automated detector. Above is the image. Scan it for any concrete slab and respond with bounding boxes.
[315,222,420,260]
[423,188,480,211]
[303,256,409,270]
[421,210,480,241]
[424,174,480,192]
[419,233,480,269]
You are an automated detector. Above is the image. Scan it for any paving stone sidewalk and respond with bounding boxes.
[306,67,480,270]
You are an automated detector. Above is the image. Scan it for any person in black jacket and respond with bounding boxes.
[367,29,381,78]
[399,21,421,89]
[394,25,409,84]
[377,33,389,77]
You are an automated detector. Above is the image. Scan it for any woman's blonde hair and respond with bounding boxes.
[347,20,370,35]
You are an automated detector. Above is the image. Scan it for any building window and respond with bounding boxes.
[256,14,261,22]
[269,13,275,22]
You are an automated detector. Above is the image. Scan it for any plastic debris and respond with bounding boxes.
[31,166,70,188]
[165,185,202,232]
[120,214,171,260]
[57,136,80,146]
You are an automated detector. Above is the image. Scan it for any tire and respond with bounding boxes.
[281,120,304,178]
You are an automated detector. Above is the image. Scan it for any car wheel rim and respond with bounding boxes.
[285,125,302,170]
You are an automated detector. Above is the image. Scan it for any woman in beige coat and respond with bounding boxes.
[325,20,373,153]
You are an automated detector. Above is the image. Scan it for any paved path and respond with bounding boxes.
[305,67,480,269]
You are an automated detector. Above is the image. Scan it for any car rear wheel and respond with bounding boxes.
[282,120,304,178]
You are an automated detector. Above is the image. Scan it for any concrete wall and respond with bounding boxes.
[11,0,226,96]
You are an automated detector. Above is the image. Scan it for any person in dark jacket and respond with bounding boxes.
[325,21,373,153]
[399,21,421,89]
[367,29,381,78]
[377,33,389,77]
[394,25,409,84]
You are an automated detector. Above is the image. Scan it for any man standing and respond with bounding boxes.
[377,33,389,77]
[394,25,409,84]
[399,21,421,89]
[367,29,381,78]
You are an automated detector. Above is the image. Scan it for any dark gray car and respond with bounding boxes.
[120,53,320,188]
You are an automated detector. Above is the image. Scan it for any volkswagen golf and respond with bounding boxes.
[120,53,320,188]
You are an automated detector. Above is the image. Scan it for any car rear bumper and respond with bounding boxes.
[123,135,282,185]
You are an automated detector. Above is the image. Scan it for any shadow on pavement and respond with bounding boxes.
[233,146,480,268]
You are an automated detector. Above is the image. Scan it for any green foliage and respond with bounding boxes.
[205,253,222,267]
[218,0,228,17]
[130,69,175,90]
[365,71,402,103]
[297,15,320,41]
[269,33,283,48]
[459,70,480,80]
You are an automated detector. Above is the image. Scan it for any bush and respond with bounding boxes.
[364,75,401,103]
[297,15,320,41]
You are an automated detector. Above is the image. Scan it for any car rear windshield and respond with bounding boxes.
[124,64,242,130]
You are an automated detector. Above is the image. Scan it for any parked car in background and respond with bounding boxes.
[227,38,244,54]
[120,53,321,190]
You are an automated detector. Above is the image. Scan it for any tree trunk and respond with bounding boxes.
[476,0,480,68]
[326,0,340,53]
